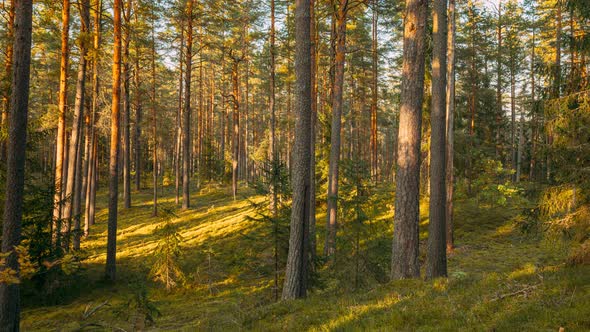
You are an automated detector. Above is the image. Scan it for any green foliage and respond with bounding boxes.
[472,158,525,207]
[150,209,185,291]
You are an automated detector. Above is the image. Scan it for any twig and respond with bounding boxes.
[82,300,110,319]
[491,284,539,302]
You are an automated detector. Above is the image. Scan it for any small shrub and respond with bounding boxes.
[150,210,185,291]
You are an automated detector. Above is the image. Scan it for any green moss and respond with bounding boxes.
[21,185,590,331]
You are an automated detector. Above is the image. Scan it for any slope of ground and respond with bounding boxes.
[21,185,590,331]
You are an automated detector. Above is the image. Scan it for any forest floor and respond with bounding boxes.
[21,184,590,331]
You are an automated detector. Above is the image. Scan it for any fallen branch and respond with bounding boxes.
[491,284,539,302]
[82,300,110,319]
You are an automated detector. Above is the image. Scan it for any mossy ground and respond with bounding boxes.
[21,184,590,331]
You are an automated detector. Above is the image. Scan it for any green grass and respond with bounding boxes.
[21,184,590,331]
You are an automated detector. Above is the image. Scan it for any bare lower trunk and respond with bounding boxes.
[391,0,427,280]
[105,0,122,282]
[0,0,32,329]
[283,0,311,300]
[426,0,448,279]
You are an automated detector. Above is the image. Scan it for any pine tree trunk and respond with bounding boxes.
[391,0,427,280]
[106,0,122,282]
[446,0,456,251]
[427,0,448,279]
[176,24,184,205]
[0,0,14,162]
[122,0,132,209]
[52,0,71,249]
[182,0,193,210]
[0,0,32,329]
[269,0,277,216]
[283,0,311,300]
[151,8,158,217]
[63,0,90,250]
[325,0,347,258]
[371,0,378,183]
[309,0,317,267]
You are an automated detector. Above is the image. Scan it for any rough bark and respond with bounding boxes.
[105,0,122,282]
[427,0,448,279]
[283,0,311,301]
[122,0,132,209]
[0,0,32,329]
[391,0,427,280]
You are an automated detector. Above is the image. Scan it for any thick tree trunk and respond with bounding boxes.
[283,0,311,301]
[391,0,427,280]
[446,0,456,251]
[0,0,32,329]
[427,0,448,279]
[325,0,347,258]
[52,0,71,249]
[105,0,122,282]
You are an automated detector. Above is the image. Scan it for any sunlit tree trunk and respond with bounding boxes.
[151,5,158,216]
[371,0,378,183]
[105,0,122,282]
[391,0,427,280]
[52,0,71,249]
[0,0,14,162]
[283,0,311,300]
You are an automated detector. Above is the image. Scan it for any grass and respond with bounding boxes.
[21,183,590,331]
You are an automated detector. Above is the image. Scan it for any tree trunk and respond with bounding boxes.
[371,0,378,183]
[231,57,240,200]
[176,23,184,205]
[122,0,132,209]
[427,0,448,279]
[269,0,278,216]
[391,0,427,280]
[283,0,311,300]
[495,1,502,158]
[182,0,193,210]
[309,0,317,267]
[0,0,32,329]
[446,0,456,251]
[151,7,158,217]
[325,0,347,258]
[105,0,122,282]
[52,0,71,249]
[0,0,14,162]
[84,0,102,237]
[63,0,91,251]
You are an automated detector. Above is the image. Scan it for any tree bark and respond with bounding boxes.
[63,0,91,251]
[182,0,193,210]
[151,5,158,217]
[446,0,456,251]
[52,0,71,249]
[283,0,311,301]
[105,0,122,282]
[427,0,448,279]
[391,0,427,280]
[122,0,132,209]
[325,0,348,258]
[371,0,378,183]
[0,0,14,162]
[0,0,32,329]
